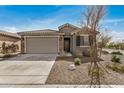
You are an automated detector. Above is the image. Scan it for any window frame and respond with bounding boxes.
[76,36,80,46]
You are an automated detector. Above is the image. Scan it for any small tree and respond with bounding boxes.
[81,5,107,87]
[97,30,112,57]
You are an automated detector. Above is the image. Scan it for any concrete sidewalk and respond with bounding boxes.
[0,85,120,88]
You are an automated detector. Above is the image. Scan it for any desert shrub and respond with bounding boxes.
[106,63,124,73]
[83,49,90,57]
[111,51,123,55]
[74,58,81,65]
[2,53,17,58]
[3,54,11,58]
[111,55,120,63]
[101,50,109,54]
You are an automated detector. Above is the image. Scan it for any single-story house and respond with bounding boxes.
[0,30,21,52]
[18,23,98,57]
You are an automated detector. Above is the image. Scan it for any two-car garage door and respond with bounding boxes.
[25,37,59,54]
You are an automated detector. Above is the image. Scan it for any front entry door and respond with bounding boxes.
[64,38,70,52]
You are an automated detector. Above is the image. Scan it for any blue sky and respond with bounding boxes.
[0,5,124,41]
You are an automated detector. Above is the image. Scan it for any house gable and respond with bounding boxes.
[58,23,79,35]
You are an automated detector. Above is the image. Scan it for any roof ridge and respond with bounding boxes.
[18,29,58,33]
[58,23,80,29]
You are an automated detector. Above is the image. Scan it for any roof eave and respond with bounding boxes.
[0,33,21,39]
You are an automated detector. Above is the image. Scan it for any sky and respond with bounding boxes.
[0,5,124,42]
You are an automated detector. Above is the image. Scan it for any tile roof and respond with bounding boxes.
[18,29,65,36]
[58,23,80,30]
[0,30,21,38]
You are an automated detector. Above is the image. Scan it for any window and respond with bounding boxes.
[76,36,80,46]
[80,36,84,46]
[84,36,89,46]
[76,36,90,46]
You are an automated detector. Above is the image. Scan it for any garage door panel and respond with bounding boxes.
[26,37,58,54]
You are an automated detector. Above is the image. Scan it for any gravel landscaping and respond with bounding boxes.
[46,54,124,85]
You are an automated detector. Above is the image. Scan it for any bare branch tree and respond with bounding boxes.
[81,5,106,87]
[97,29,112,57]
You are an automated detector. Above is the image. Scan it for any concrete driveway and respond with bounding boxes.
[0,54,57,84]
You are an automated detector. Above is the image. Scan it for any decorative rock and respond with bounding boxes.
[68,64,76,71]
[18,54,21,56]
[0,58,3,61]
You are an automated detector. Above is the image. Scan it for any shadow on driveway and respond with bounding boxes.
[4,54,57,61]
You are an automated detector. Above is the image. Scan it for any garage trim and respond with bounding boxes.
[24,36,59,54]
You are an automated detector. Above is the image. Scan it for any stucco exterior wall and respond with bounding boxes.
[59,26,76,35]
[20,37,25,54]
[59,35,64,55]
[70,36,73,53]
[72,35,76,55]
[72,35,90,57]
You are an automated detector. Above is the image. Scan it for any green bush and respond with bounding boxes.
[111,55,120,63]
[106,63,124,73]
[111,51,123,55]
[74,58,81,65]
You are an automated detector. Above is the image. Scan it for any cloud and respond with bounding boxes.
[100,18,124,42]
[17,7,80,31]
[110,30,124,42]
[101,18,124,26]
[0,17,60,32]
[0,26,19,33]
[0,6,81,32]
[0,16,60,32]
[32,18,57,26]
[21,17,59,31]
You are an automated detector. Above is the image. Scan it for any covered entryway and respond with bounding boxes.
[25,36,59,54]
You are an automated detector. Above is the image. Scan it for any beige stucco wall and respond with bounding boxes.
[59,26,77,35]
[72,35,90,57]
[20,38,25,54]
[59,35,64,55]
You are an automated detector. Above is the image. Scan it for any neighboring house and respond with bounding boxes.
[0,30,21,52]
[18,23,98,56]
